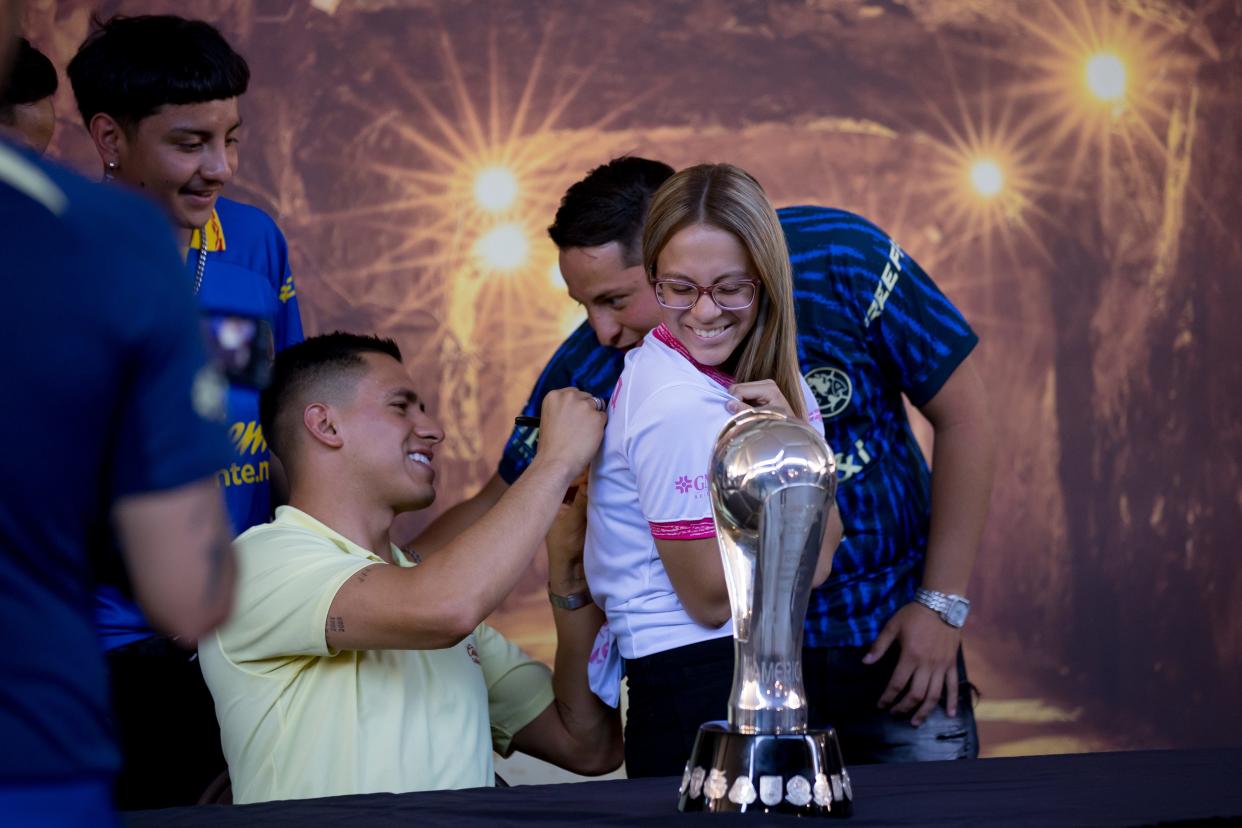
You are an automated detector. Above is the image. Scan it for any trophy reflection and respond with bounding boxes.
[677,408,852,817]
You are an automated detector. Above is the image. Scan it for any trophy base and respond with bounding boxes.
[676,721,852,817]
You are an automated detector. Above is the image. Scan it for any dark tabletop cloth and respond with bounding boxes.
[124,747,1242,827]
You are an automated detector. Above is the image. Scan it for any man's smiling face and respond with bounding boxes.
[114,97,241,236]
[559,241,662,350]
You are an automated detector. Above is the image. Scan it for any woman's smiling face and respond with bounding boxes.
[653,223,759,367]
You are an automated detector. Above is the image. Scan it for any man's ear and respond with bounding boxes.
[303,403,344,449]
[88,112,127,170]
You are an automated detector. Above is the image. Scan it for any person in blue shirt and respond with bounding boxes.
[0,30,237,826]
[65,15,304,808]
[417,157,996,767]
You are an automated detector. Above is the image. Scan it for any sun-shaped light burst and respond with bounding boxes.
[997,1,1191,212]
[303,19,647,464]
[915,54,1056,280]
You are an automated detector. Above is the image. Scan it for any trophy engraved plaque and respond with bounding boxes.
[677,408,852,817]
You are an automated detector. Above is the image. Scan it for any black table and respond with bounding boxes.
[125,747,1242,826]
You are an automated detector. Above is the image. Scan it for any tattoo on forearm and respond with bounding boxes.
[327,616,346,633]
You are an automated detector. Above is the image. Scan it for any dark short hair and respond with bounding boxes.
[547,156,674,266]
[66,15,249,128]
[0,39,58,125]
[260,333,403,464]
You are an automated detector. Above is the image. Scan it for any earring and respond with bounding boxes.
[104,160,119,181]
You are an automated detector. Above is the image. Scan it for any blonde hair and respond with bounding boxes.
[641,163,804,419]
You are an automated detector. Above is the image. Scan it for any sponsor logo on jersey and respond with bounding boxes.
[834,438,874,483]
[805,366,852,419]
[673,474,709,494]
[215,420,271,489]
[864,239,903,326]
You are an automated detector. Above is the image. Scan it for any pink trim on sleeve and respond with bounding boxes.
[648,517,717,540]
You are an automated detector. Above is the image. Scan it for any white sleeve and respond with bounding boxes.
[626,382,730,541]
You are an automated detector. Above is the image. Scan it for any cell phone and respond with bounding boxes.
[201,313,274,389]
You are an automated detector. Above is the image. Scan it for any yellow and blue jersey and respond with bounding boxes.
[501,206,977,648]
[96,196,304,651]
[191,197,304,533]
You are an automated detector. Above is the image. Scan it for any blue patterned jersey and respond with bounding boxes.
[783,207,976,646]
[499,206,977,648]
[95,196,305,651]
[498,321,627,484]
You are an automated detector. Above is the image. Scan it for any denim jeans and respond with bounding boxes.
[803,645,979,764]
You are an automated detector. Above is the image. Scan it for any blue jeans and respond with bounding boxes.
[803,645,979,764]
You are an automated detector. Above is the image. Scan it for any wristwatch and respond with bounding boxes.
[548,584,593,611]
[914,588,971,628]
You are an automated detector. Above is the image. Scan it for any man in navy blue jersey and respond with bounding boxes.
[0,6,236,820]
[417,156,996,765]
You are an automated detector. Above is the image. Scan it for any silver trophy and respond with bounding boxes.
[677,408,852,817]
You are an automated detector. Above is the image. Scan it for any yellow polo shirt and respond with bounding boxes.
[199,506,554,804]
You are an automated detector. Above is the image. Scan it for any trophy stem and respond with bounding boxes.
[726,485,824,735]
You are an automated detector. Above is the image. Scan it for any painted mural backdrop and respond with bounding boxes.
[25,0,1242,762]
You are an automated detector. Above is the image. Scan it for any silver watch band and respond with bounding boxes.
[914,588,970,628]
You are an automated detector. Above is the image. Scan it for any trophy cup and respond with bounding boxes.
[677,408,852,817]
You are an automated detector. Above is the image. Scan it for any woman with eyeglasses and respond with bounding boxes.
[583,163,844,776]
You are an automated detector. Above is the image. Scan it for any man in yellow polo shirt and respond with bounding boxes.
[199,332,621,803]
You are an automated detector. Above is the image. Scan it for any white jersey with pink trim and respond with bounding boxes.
[585,324,823,660]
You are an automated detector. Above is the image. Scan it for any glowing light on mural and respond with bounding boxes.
[969,159,1004,198]
[997,0,1191,211]
[474,166,519,212]
[301,20,646,463]
[911,44,1054,280]
[475,224,529,270]
[1084,52,1126,103]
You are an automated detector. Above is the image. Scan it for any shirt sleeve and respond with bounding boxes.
[475,623,555,756]
[842,220,978,407]
[216,527,372,664]
[628,382,731,541]
[272,225,304,351]
[497,324,589,485]
[110,203,231,498]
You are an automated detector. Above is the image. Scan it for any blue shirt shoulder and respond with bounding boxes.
[0,144,227,787]
[497,321,625,484]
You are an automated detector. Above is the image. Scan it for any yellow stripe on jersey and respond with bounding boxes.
[188,209,226,251]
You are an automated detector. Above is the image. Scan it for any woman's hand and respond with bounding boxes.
[546,472,590,595]
[726,379,796,419]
